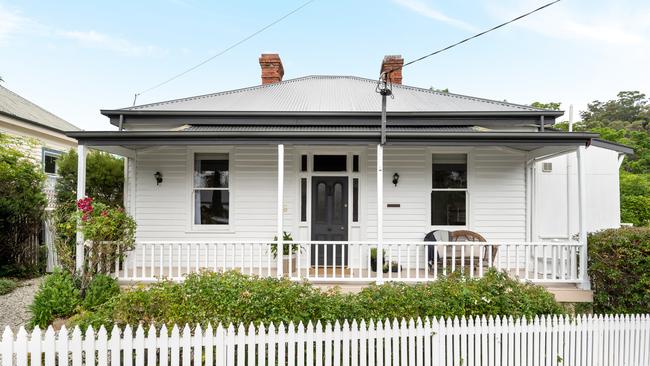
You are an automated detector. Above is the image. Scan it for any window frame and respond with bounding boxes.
[187,147,234,232]
[42,148,63,175]
[428,150,471,230]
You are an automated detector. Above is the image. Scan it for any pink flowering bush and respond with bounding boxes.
[75,197,135,286]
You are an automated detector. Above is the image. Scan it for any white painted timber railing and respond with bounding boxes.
[116,241,583,284]
[3,314,649,366]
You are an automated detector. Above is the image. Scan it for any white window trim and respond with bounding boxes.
[426,148,473,232]
[42,148,63,176]
[186,146,235,233]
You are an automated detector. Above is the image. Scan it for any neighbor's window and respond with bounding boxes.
[193,153,229,225]
[42,149,61,175]
[431,154,467,226]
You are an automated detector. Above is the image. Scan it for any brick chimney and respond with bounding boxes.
[259,53,284,84]
[380,55,404,84]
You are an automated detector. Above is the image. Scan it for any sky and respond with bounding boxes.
[1,0,649,131]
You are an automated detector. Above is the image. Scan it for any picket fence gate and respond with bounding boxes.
[2,314,649,366]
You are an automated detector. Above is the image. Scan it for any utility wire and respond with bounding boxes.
[381,0,562,78]
[133,0,317,105]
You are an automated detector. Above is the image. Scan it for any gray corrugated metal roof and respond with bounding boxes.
[0,85,81,132]
[122,76,548,114]
[180,125,488,132]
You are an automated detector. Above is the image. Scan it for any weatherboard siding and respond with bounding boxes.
[133,145,528,243]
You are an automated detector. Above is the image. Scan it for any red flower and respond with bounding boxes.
[82,213,89,222]
[76,197,94,214]
[100,210,109,217]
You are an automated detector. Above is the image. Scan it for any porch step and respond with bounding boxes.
[543,284,593,303]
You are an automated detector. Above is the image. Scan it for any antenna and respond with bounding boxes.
[569,104,574,132]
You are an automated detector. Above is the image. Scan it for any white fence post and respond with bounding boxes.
[3,314,650,365]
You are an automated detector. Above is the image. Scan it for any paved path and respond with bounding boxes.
[0,277,42,331]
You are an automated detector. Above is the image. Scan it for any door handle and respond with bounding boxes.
[340,226,345,230]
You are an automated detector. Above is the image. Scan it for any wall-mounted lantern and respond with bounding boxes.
[392,173,400,186]
[154,171,163,185]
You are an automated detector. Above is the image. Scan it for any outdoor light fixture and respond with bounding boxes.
[392,173,400,186]
[154,171,163,185]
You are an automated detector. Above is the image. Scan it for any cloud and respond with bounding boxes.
[60,30,162,56]
[392,0,478,32]
[0,5,31,45]
[484,0,649,46]
[0,5,163,55]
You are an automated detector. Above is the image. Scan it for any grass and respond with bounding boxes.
[0,278,18,295]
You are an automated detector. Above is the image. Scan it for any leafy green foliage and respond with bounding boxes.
[52,150,125,273]
[0,134,47,277]
[0,278,17,295]
[531,101,561,110]
[69,270,564,330]
[581,91,649,132]
[588,227,650,313]
[82,274,120,310]
[29,270,81,328]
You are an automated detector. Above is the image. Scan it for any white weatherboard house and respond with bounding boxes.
[67,55,631,301]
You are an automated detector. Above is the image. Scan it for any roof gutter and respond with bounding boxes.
[66,130,596,146]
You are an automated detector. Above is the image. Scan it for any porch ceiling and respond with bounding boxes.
[66,127,597,152]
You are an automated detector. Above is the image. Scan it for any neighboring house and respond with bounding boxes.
[0,85,81,270]
[67,54,631,301]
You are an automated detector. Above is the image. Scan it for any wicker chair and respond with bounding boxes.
[449,230,496,267]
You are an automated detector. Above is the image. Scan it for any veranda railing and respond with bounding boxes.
[115,241,584,285]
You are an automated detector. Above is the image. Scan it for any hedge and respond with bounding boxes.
[588,227,650,313]
[69,270,564,330]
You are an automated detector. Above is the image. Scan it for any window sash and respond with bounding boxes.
[193,153,230,226]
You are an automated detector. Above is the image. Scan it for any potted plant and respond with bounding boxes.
[271,232,302,274]
[370,248,401,273]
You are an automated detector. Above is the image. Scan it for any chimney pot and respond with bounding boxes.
[380,55,404,85]
[259,53,284,84]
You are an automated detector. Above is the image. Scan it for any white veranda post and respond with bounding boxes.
[276,144,284,278]
[576,146,589,290]
[376,144,384,284]
[75,144,87,273]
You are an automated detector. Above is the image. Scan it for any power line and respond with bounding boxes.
[133,0,317,105]
[381,0,562,79]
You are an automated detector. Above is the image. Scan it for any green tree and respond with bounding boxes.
[581,91,649,131]
[531,101,561,110]
[0,134,48,276]
[52,150,124,272]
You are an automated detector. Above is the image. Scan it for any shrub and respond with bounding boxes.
[588,227,650,313]
[29,270,81,328]
[70,269,564,330]
[83,274,120,310]
[0,135,47,277]
[73,197,136,289]
[0,278,17,295]
[52,149,124,274]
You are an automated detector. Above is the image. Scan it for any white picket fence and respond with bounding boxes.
[2,314,649,366]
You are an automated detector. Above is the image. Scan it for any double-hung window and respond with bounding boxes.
[193,153,229,225]
[431,154,467,226]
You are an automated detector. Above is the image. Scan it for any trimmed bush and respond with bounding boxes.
[83,274,120,310]
[588,227,650,313]
[29,270,81,328]
[70,270,564,330]
[0,278,17,295]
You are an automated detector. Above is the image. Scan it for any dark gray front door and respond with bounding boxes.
[311,177,348,266]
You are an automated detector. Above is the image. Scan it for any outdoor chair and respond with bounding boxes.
[425,230,497,272]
